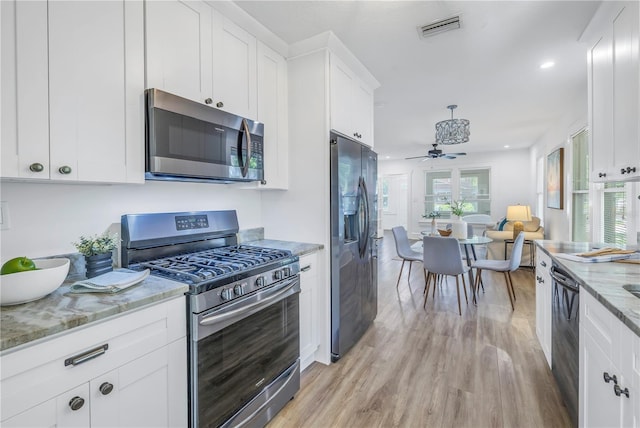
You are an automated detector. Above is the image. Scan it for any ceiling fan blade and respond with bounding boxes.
[443,155,457,159]
[405,155,429,160]
[449,152,467,156]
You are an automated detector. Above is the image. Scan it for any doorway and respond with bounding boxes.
[380,174,408,233]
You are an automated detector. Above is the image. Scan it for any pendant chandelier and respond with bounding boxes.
[435,105,470,145]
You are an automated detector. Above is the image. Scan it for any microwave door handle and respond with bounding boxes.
[241,118,252,178]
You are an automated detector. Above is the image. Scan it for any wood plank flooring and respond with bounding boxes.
[268,231,571,428]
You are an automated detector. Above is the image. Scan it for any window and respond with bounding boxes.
[424,170,451,216]
[602,182,627,246]
[459,169,491,215]
[424,168,491,218]
[571,129,590,241]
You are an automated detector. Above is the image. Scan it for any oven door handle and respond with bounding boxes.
[199,278,299,328]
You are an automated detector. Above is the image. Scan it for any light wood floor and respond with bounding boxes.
[268,230,571,428]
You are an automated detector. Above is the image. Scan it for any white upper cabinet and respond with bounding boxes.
[145,0,213,104]
[330,54,375,147]
[1,0,144,183]
[256,41,288,189]
[212,12,258,120]
[587,1,640,182]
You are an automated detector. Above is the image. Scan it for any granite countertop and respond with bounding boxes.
[0,237,323,354]
[536,240,640,337]
[0,275,188,353]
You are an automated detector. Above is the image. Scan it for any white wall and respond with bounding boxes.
[529,90,588,242]
[0,181,263,261]
[378,148,532,239]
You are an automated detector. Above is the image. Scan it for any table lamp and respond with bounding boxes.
[506,205,532,239]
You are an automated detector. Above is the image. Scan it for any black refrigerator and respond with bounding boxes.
[330,131,378,362]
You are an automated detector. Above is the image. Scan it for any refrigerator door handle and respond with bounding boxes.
[358,176,370,258]
[362,176,370,257]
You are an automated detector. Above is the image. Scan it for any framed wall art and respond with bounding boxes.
[546,147,564,209]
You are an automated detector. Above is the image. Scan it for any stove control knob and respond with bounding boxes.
[255,276,265,288]
[283,267,292,277]
[233,284,244,296]
[220,288,234,301]
[273,270,283,280]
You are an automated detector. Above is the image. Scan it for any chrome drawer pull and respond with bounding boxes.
[614,385,630,398]
[603,372,617,385]
[65,344,109,367]
[301,265,312,272]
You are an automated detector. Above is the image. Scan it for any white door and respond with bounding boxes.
[380,174,409,231]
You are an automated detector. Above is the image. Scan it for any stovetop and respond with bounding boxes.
[129,244,296,293]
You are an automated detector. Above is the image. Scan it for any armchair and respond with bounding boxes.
[485,216,544,265]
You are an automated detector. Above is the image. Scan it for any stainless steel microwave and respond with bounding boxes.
[145,89,264,183]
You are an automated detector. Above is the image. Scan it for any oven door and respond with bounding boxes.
[146,88,264,182]
[190,276,300,428]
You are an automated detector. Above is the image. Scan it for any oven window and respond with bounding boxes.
[153,108,230,164]
[196,293,299,427]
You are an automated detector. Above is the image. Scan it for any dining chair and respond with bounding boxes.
[422,236,469,316]
[391,226,424,289]
[471,231,525,310]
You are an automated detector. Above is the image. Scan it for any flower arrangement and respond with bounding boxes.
[73,232,119,257]
[446,199,470,217]
[422,211,441,220]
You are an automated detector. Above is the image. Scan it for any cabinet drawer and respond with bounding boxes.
[299,252,318,278]
[1,296,185,421]
[536,249,552,273]
[580,290,620,364]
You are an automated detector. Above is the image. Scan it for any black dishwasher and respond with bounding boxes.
[550,264,579,427]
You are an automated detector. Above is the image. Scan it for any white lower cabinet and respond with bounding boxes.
[299,252,319,371]
[0,297,187,427]
[535,248,552,367]
[580,289,638,427]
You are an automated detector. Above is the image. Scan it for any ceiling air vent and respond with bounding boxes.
[418,16,460,39]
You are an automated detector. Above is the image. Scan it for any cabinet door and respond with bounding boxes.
[612,1,640,180]
[212,12,257,119]
[589,32,614,182]
[257,41,288,189]
[352,79,375,147]
[3,383,90,428]
[299,253,319,370]
[581,329,623,427]
[48,0,143,183]
[330,54,355,139]
[1,0,50,179]
[91,347,171,428]
[145,0,213,104]
[535,249,552,368]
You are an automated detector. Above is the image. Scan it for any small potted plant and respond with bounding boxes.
[446,199,469,219]
[445,199,470,239]
[73,232,119,278]
[422,211,441,235]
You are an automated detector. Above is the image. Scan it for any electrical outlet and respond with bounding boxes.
[0,201,10,230]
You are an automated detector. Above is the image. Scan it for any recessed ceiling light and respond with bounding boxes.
[540,61,555,69]
[504,145,510,148]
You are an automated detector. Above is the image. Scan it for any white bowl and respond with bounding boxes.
[0,258,70,306]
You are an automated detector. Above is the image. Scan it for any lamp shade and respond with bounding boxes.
[506,205,532,222]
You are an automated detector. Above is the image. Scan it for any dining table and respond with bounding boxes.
[413,233,493,304]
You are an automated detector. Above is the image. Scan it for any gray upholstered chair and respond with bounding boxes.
[422,236,469,315]
[471,231,525,310]
[391,226,423,289]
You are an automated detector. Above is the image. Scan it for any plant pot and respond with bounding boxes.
[85,253,113,278]
[450,219,468,239]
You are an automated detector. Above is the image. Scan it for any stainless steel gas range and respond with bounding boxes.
[121,210,300,428]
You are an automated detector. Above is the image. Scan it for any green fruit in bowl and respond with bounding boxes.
[1,257,37,275]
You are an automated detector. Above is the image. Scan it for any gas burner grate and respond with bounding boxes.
[136,245,293,285]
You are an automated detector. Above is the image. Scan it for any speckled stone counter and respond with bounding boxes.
[536,240,640,337]
[0,275,188,353]
[245,239,323,257]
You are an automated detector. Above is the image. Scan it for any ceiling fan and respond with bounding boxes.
[405,143,467,160]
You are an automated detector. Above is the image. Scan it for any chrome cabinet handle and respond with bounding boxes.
[58,165,72,174]
[540,261,547,267]
[301,265,311,272]
[614,384,630,398]
[99,382,114,395]
[29,162,44,172]
[598,172,606,178]
[69,396,85,411]
[603,372,618,385]
[536,275,544,284]
[65,344,109,366]
[204,98,213,105]
[216,101,224,108]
